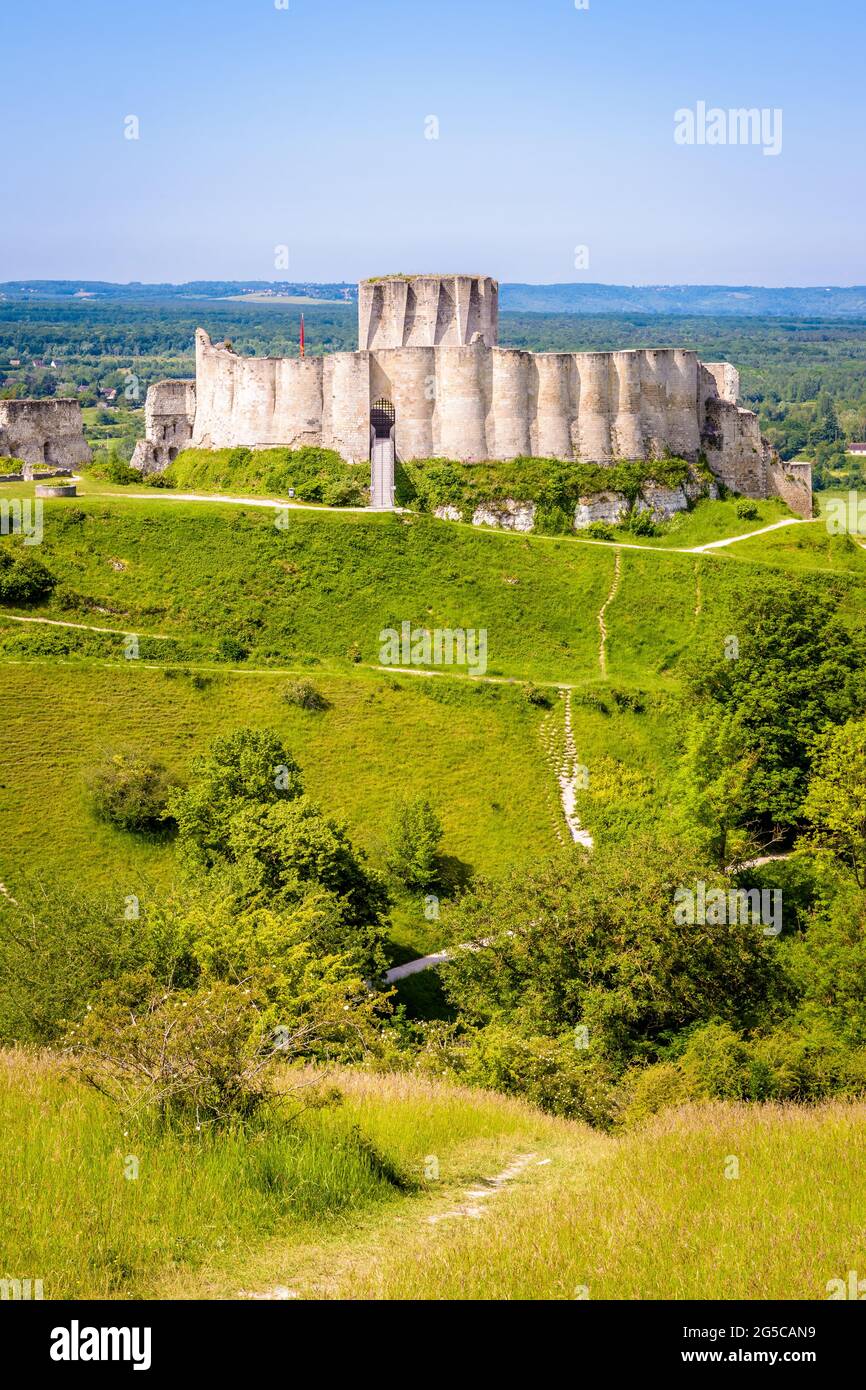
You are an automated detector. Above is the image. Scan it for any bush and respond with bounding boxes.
[282,678,329,711]
[583,522,616,540]
[524,682,554,709]
[90,453,143,486]
[322,478,364,508]
[216,635,248,662]
[143,471,176,489]
[85,750,179,832]
[386,796,444,890]
[626,507,658,537]
[736,500,759,520]
[455,1023,618,1128]
[0,550,56,605]
[610,688,645,713]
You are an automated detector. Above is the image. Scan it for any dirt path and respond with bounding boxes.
[597,550,622,677]
[118,490,376,514]
[87,487,815,555]
[0,613,172,639]
[690,517,812,551]
[557,689,594,848]
[236,1148,554,1301]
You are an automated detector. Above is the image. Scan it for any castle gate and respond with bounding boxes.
[370,397,395,508]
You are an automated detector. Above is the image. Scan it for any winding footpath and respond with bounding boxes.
[597,550,622,677]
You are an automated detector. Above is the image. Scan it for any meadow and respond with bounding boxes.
[3,1050,863,1302]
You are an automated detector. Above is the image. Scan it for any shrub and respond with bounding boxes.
[524,682,554,709]
[386,796,444,890]
[90,453,143,486]
[626,507,658,537]
[583,522,616,541]
[143,471,176,488]
[282,678,329,711]
[0,550,56,605]
[736,500,759,520]
[70,976,279,1126]
[455,1023,618,1128]
[322,478,364,508]
[610,688,645,713]
[216,635,248,662]
[85,750,179,832]
[67,947,378,1129]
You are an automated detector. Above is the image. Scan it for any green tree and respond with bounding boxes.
[225,798,388,959]
[802,718,866,888]
[170,728,302,868]
[440,841,783,1067]
[386,796,444,890]
[678,708,757,867]
[684,579,866,835]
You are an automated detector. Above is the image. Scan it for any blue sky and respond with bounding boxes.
[2,0,863,285]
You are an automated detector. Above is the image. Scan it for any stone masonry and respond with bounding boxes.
[0,399,91,470]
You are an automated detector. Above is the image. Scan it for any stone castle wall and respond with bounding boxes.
[131,379,196,472]
[189,333,711,467]
[0,399,91,469]
[137,273,813,518]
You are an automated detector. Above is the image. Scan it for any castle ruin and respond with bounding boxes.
[0,399,91,472]
[133,273,812,518]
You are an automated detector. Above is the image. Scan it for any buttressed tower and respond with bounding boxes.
[358,275,498,349]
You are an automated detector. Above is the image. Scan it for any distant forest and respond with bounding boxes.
[1,295,864,488]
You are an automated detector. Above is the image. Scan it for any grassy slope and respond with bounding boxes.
[1,496,863,918]
[4,1052,864,1301]
[1,500,613,680]
[0,1052,572,1300]
[0,664,558,922]
[318,1095,866,1302]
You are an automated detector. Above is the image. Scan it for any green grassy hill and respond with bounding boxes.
[1,492,863,920]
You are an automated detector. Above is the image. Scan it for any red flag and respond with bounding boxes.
[300,313,305,359]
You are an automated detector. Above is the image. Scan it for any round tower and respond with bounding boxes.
[358,274,498,351]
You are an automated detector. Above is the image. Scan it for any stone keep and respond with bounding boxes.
[136,272,812,517]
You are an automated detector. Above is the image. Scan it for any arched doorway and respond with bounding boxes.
[369,398,396,509]
[370,398,395,439]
